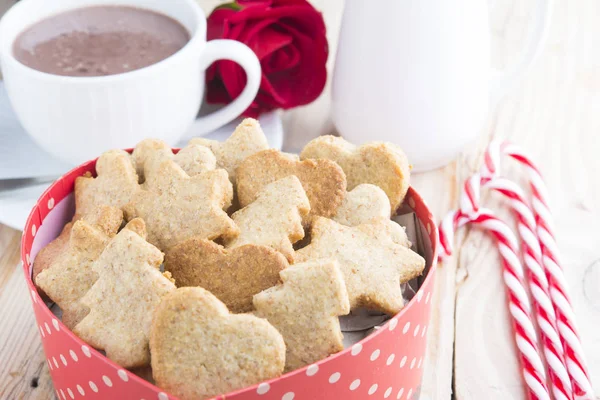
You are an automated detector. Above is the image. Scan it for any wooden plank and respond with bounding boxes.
[412,165,461,400]
[453,0,600,398]
[0,225,55,399]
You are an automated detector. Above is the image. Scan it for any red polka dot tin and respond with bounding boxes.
[21,153,438,400]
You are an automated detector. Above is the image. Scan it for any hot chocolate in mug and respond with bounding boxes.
[0,0,261,165]
[332,0,553,171]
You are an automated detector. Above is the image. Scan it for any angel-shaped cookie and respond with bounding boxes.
[125,147,238,250]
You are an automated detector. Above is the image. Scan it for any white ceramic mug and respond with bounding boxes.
[332,0,553,171]
[0,0,261,165]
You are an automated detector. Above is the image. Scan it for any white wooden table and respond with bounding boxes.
[0,0,598,399]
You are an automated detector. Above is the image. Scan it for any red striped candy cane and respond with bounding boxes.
[462,174,573,400]
[438,208,551,400]
[483,141,595,399]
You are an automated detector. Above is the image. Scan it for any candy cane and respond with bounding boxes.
[484,141,595,399]
[438,208,551,400]
[462,174,573,400]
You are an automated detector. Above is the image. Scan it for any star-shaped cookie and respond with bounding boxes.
[225,175,310,262]
[124,151,238,250]
[35,206,123,328]
[253,259,350,371]
[74,149,139,219]
[190,118,269,184]
[296,217,425,314]
[73,219,176,368]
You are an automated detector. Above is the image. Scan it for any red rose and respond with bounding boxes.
[206,0,328,118]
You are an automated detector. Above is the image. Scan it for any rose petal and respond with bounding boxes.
[263,23,327,108]
[264,42,300,73]
[207,8,237,40]
[248,26,293,61]
[206,0,328,116]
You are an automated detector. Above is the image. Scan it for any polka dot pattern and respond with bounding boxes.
[368,384,378,395]
[351,343,362,356]
[386,354,395,366]
[370,349,380,361]
[402,322,411,334]
[25,177,437,400]
[257,383,270,395]
[306,364,318,376]
[81,345,91,358]
[102,375,112,387]
[400,355,408,368]
[118,369,129,382]
[329,372,341,384]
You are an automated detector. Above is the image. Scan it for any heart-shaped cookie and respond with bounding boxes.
[236,149,347,221]
[165,239,287,313]
[300,135,410,213]
[150,287,285,400]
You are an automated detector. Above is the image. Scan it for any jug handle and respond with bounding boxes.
[489,0,553,104]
